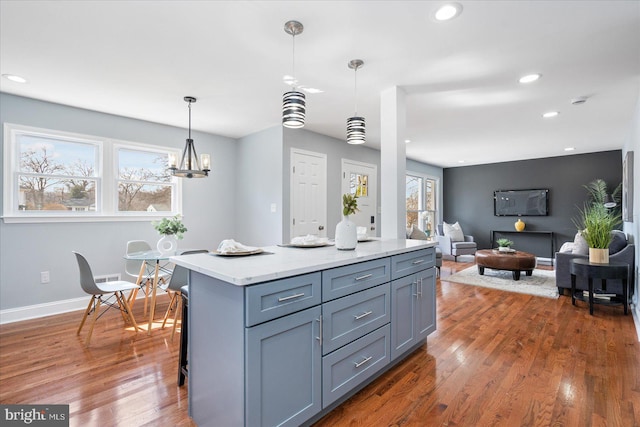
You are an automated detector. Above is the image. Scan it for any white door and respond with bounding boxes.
[341,159,377,236]
[290,149,327,239]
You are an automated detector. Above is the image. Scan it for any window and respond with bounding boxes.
[406,173,438,238]
[3,123,181,222]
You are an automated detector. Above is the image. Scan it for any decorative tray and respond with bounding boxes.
[211,248,264,256]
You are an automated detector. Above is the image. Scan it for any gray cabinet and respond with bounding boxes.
[246,306,322,427]
[390,248,436,361]
[187,244,436,427]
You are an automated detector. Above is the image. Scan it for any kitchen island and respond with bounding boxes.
[172,238,437,427]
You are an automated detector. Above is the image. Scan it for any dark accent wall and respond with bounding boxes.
[443,151,622,257]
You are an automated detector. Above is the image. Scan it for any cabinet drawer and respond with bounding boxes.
[322,283,390,355]
[391,248,435,279]
[322,258,391,301]
[245,272,321,326]
[322,324,390,408]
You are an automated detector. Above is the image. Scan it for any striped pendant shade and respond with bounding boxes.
[346,116,365,144]
[282,90,306,128]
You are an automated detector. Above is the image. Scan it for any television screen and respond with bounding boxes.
[494,189,549,216]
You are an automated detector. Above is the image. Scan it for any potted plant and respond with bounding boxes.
[574,203,620,263]
[496,238,514,252]
[335,194,359,250]
[153,215,187,255]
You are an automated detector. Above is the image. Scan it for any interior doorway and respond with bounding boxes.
[341,159,378,237]
[290,148,327,239]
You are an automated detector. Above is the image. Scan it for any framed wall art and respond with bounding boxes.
[622,151,633,222]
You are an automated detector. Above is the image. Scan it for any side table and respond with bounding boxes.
[570,258,629,315]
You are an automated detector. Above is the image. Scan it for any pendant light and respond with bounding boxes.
[282,20,305,129]
[347,59,365,144]
[169,96,210,178]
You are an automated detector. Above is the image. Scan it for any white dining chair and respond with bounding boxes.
[125,240,171,314]
[73,252,141,347]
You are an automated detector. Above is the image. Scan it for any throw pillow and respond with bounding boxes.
[409,226,429,240]
[609,230,626,255]
[443,221,464,242]
[572,231,589,255]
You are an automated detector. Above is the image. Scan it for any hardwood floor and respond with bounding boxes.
[1,260,638,426]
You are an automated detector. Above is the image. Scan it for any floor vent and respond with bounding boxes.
[94,273,121,283]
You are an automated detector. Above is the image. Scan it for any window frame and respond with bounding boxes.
[3,123,182,223]
[406,171,440,238]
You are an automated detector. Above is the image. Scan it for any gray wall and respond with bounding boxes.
[442,151,623,256]
[622,90,639,314]
[235,126,284,247]
[282,128,382,243]
[0,93,237,311]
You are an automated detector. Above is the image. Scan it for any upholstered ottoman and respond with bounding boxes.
[475,249,536,281]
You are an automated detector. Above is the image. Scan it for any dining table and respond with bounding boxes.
[124,250,174,335]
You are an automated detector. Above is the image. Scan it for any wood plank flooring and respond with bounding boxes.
[1,260,638,426]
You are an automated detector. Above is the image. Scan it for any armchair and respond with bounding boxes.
[436,223,477,262]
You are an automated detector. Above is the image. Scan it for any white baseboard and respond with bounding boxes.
[0,293,152,325]
[0,297,89,324]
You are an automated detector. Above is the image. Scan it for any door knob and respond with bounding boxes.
[318,225,324,231]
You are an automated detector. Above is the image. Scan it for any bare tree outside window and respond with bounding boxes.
[6,124,180,218]
[18,136,97,211]
[117,148,173,212]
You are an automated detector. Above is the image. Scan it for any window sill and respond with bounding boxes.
[1,214,179,224]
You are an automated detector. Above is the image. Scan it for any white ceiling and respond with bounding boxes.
[1,1,639,168]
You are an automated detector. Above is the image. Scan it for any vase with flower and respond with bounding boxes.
[153,215,187,255]
[335,194,359,250]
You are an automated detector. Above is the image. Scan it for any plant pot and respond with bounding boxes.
[589,247,609,264]
[515,218,525,232]
[335,216,357,250]
[157,234,178,255]
[498,246,511,252]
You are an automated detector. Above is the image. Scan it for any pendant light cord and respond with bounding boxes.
[353,65,358,115]
[291,33,296,90]
[188,100,192,140]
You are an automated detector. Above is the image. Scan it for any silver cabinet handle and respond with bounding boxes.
[418,277,423,298]
[278,292,304,302]
[413,280,418,297]
[412,259,425,265]
[355,273,373,281]
[353,310,373,320]
[315,315,323,346]
[354,356,373,368]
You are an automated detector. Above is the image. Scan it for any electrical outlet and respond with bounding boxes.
[40,271,50,284]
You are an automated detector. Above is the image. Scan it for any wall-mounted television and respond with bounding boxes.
[494,189,549,216]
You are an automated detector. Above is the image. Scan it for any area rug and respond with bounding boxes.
[444,266,559,299]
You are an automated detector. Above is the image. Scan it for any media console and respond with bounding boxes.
[490,230,555,266]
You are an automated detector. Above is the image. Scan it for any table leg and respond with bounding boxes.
[571,273,576,306]
[148,260,160,336]
[129,260,147,310]
[588,278,594,315]
[623,277,628,315]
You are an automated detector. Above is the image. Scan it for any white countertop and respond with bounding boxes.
[171,238,436,286]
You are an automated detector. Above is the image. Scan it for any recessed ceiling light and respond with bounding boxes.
[458,160,465,163]
[571,97,587,105]
[405,139,411,144]
[519,73,541,84]
[542,111,559,118]
[433,3,463,21]
[2,74,27,83]
[564,147,575,151]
